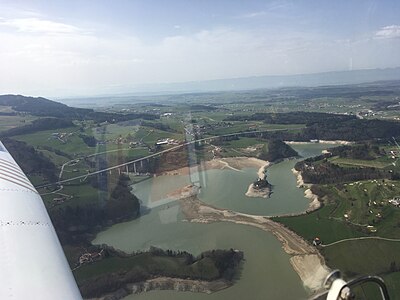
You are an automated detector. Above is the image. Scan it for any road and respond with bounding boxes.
[35,127,302,189]
[322,236,400,247]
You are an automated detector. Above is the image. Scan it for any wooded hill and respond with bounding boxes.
[0,94,159,122]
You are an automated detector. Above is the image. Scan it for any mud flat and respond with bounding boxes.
[158,156,272,199]
[291,168,321,213]
[128,278,230,295]
[179,196,330,293]
[87,277,231,300]
[304,188,321,212]
[285,140,353,145]
[165,185,200,201]
[159,157,269,176]
[292,168,305,188]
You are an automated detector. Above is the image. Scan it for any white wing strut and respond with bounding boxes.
[0,141,82,299]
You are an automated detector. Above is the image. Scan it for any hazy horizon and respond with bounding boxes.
[1,0,400,97]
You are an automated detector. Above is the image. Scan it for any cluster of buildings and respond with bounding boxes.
[50,132,71,143]
[79,249,104,265]
[155,138,179,146]
[389,197,400,207]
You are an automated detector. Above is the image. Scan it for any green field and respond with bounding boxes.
[92,123,140,140]
[322,239,400,277]
[14,127,95,156]
[38,149,70,166]
[275,180,400,243]
[208,122,304,135]
[274,205,366,244]
[132,126,182,145]
[42,183,106,208]
[0,115,37,132]
[219,137,265,149]
[322,239,400,298]
[383,272,400,300]
[330,156,393,169]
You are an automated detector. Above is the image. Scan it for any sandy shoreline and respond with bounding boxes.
[292,168,304,187]
[158,156,272,199]
[144,156,329,293]
[291,168,322,213]
[158,157,269,177]
[179,196,330,294]
[304,188,321,213]
[285,140,353,145]
[87,277,231,300]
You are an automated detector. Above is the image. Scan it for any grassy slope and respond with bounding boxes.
[383,272,400,300]
[274,205,366,244]
[0,115,37,132]
[322,239,400,277]
[13,127,94,156]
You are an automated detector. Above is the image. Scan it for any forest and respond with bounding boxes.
[77,247,243,298]
[259,139,298,162]
[2,138,58,182]
[51,174,140,245]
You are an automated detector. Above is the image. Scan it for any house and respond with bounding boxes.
[312,237,322,246]
[53,197,65,204]
[156,140,168,146]
[78,249,105,265]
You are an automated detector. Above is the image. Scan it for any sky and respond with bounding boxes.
[1,0,400,97]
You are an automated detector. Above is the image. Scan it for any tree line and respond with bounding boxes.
[51,174,140,245]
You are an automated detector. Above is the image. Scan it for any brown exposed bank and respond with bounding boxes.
[179,196,330,293]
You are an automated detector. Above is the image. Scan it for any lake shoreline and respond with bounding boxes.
[156,156,272,201]
[285,140,353,145]
[102,155,328,297]
[291,168,321,214]
[134,156,328,292]
[85,277,232,300]
[179,196,330,294]
[158,157,270,177]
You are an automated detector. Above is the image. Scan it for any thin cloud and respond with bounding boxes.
[0,17,81,34]
[375,25,400,39]
[240,11,267,19]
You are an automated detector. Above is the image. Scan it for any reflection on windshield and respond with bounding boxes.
[1,1,400,299]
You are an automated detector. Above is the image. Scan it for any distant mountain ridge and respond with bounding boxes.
[135,67,400,94]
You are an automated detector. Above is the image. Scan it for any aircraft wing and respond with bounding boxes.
[0,141,82,299]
